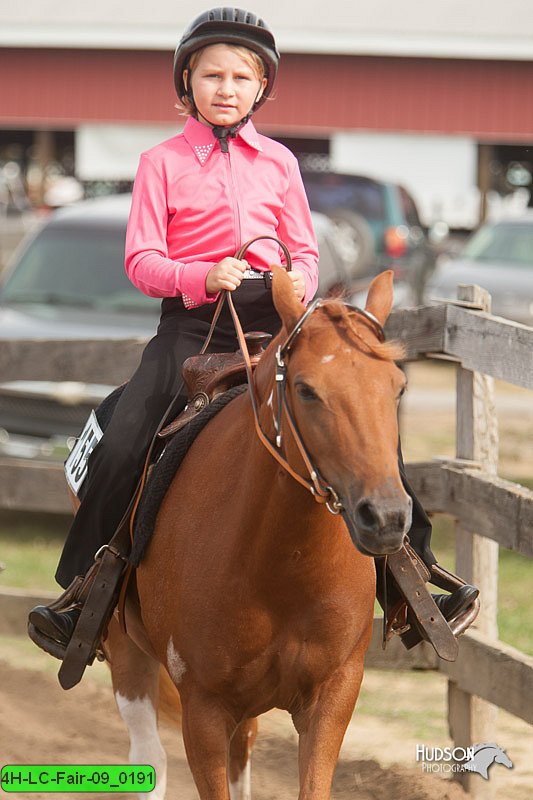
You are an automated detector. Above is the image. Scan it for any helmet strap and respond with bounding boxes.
[210,86,263,151]
[186,79,263,153]
[211,111,253,152]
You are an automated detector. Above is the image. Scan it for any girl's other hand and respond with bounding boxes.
[287,269,305,301]
[206,257,248,293]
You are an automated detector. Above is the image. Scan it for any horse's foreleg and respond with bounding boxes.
[107,617,167,800]
[228,718,257,800]
[180,687,237,800]
[292,652,366,800]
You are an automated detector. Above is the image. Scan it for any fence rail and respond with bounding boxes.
[1,293,532,795]
[386,303,533,389]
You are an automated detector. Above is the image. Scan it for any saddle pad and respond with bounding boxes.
[130,384,248,567]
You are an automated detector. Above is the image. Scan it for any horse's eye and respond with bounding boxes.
[295,382,319,401]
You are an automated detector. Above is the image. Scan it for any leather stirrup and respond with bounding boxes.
[386,545,459,661]
[58,545,128,689]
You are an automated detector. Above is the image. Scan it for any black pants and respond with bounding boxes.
[56,277,281,587]
[56,277,433,588]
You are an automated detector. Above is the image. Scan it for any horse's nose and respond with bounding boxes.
[353,495,412,554]
[354,497,409,534]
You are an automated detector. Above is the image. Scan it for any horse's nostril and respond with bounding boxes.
[356,500,380,531]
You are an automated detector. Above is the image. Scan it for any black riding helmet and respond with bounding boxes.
[173,7,280,109]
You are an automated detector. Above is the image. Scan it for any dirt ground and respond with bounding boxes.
[0,657,469,800]
[1,645,530,800]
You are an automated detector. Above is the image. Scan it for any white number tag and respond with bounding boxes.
[64,410,103,495]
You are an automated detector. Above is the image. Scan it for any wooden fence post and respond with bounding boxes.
[448,285,500,796]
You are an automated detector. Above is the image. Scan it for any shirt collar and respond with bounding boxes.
[183,116,263,165]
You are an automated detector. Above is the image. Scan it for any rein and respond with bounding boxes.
[218,236,386,516]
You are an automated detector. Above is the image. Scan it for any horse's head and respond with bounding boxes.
[265,266,411,556]
[493,747,513,769]
[464,743,513,778]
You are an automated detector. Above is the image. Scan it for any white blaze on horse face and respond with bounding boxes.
[321,354,335,363]
[229,757,252,800]
[114,692,167,800]
[166,636,187,685]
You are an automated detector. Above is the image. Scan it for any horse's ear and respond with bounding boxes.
[365,269,394,326]
[271,265,305,332]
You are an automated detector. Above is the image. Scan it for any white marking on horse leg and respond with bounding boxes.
[166,636,186,685]
[229,756,252,800]
[115,692,167,800]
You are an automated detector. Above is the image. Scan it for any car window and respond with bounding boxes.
[399,187,422,227]
[302,174,386,221]
[1,226,160,312]
[462,223,533,266]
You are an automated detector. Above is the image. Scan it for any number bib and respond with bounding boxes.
[64,411,103,495]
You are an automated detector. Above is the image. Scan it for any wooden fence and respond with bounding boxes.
[1,287,532,796]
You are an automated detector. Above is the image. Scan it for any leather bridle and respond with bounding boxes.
[214,236,386,516]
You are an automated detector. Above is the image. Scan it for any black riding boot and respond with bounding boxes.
[28,572,90,660]
[378,441,479,649]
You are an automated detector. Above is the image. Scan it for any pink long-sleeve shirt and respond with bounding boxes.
[125,116,319,308]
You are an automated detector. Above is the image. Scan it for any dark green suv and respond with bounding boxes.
[301,171,437,303]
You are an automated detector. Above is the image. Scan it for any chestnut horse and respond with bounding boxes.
[105,267,412,799]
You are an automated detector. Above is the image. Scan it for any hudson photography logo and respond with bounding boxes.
[416,742,513,779]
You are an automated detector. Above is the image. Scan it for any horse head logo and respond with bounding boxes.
[463,743,513,780]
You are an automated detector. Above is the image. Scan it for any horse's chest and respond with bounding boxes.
[222,609,364,715]
[228,600,366,699]
[276,601,362,671]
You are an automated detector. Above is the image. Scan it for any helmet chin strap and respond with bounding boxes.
[210,111,253,152]
[188,82,263,153]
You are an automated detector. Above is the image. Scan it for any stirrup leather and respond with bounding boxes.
[383,543,480,660]
[385,544,459,661]
[57,544,129,689]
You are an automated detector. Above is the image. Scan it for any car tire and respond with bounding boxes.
[325,208,376,279]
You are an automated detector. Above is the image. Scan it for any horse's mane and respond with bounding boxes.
[319,298,405,362]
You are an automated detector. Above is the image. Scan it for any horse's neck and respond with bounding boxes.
[246,387,343,556]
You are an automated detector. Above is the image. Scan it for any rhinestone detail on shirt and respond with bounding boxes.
[194,143,214,164]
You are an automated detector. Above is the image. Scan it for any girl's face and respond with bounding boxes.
[186,44,267,128]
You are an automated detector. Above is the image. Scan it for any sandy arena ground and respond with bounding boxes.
[0,657,470,800]
[1,644,530,800]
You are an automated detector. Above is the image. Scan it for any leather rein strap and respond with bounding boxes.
[219,236,385,516]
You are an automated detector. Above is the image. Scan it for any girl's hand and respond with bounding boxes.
[206,258,248,293]
[287,270,306,301]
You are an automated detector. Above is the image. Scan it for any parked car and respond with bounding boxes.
[425,216,533,326]
[0,194,346,456]
[301,171,438,303]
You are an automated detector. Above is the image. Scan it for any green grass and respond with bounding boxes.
[0,512,68,592]
[502,474,533,491]
[428,515,533,656]
[498,549,533,655]
[356,669,452,741]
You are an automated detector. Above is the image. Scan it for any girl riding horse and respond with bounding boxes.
[28,6,477,670]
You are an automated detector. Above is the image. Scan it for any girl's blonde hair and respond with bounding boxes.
[175,44,266,117]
